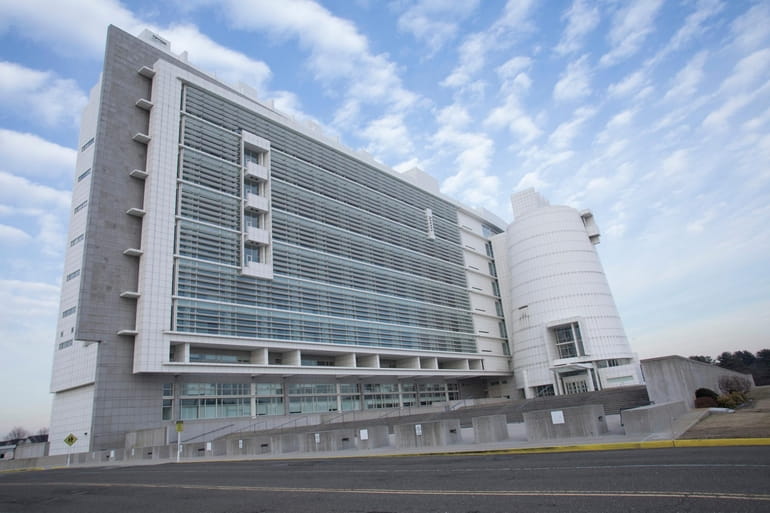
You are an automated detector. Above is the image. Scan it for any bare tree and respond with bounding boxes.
[36,427,49,436]
[5,426,29,440]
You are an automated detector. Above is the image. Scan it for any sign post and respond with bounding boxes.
[64,433,78,466]
[175,421,184,463]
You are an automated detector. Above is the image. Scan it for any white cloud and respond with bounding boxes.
[162,25,272,92]
[608,109,635,129]
[442,32,488,88]
[0,0,136,57]
[599,0,664,67]
[0,224,32,245]
[553,55,592,102]
[702,93,754,131]
[554,0,600,56]
[0,61,87,126]
[496,56,533,93]
[434,105,499,207]
[742,107,770,133]
[607,69,647,98]
[686,208,717,234]
[442,0,535,88]
[663,51,708,101]
[548,107,596,150]
[0,1,273,94]
[662,149,689,176]
[514,171,548,192]
[595,109,635,145]
[222,0,417,131]
[397,0,479,56]
[730,2,770,51]
[485,96,542,144]
[0,129,76,180]
[0,171,71,211]
[362,114,414,160]
[720,48,770,93]
[666,0,724,53]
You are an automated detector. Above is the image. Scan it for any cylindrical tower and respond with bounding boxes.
[499,189,642,398]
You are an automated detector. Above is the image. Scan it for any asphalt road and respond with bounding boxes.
[1,447,769,513]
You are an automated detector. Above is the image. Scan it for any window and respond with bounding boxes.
[533,384,555,397]
[66,269,80,282]
[244,211,264,229]
[491,280,500,297]
[62,306,76,318]
[58,339,73,350]
[70,234,85,246]
[552,322,585,359]
[244,148,266,166]
[162,399,173,420]
[488,261,497,277]
[485,241,494,257]
[80,137,94,152]
[596,358,630,368]
[77,168,92,182]
[244,180,264,197]
[482,223,501,237]
[74,200,88,214]
[244,245,262,264]
[189,349,251,364]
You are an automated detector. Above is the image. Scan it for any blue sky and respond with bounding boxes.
[1,0,769,435]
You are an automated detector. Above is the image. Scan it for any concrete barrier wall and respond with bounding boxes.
[621,401,687,435]
[125,427,166,449]
[14,442,48,459]
[642,356,755,409]
[394,420,462,448]
[473,415,509,443]
[523,405,607,441]
[354,425,390,449]
[0,454,68,471]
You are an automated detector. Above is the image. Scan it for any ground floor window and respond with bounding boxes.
[164,381,460,419]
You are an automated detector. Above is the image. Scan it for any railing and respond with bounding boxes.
[181,423,235,443]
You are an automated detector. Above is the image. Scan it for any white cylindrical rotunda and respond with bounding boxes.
[498,190,642,398]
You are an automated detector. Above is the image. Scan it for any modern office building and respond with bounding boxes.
[49,26,640,455]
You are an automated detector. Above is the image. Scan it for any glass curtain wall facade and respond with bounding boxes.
[174,84,476,353]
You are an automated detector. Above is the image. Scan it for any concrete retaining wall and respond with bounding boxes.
[125,427,166,449]
[642,356,755,409]
[14,442,48,459]
[523,404,607,441]
[472,415,509,443]
[394,419,462,448]
[621,401,687,435]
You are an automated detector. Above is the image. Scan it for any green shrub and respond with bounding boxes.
[729,390,747,405]
[694,396,718,408]
[695,387,719,399]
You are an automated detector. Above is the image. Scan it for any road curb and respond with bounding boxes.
[4,438,770,471]
[385,438,770,458]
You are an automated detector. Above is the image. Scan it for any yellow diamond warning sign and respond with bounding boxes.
[64,433,78,446]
